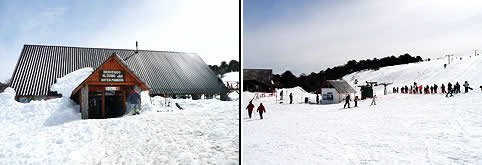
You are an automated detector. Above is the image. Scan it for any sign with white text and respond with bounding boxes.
[100,70,124,82]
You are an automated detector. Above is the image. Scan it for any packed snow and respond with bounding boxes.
[50,67,93,97]
[243,55,482,164]
[0,68,239,164]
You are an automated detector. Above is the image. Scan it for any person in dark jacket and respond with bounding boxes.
[343,94,351,109]
[257,103,266,119]
[441,84,446,93]
[434,84,438,93]
[316,94,320,104]
[454,82,460,94]
[280,90,284,100]
[127,90,141,115]
[354,96,359,107]
[246,101,255,118]
[289,93,293,104]
[446,82,453,97]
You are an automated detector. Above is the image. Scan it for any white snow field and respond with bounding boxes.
[243,55,482,164]
[0,69,239,164]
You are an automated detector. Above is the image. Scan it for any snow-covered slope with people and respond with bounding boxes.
[243,55,482,164]
[343,55,482,96]
[0,68,239,164]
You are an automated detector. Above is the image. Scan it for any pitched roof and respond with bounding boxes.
[243,69,272,85]
[323,80,357,93]
[9,45,229,96]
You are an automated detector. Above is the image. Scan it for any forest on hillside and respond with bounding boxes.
[273,53,423,92]
[209,60,240,75]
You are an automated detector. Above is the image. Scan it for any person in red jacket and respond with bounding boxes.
[257,103,266,120]
[246,101,255,118]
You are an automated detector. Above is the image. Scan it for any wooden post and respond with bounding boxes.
[123,90,126,114]
[81,85,89,119]
[102,90,105,118]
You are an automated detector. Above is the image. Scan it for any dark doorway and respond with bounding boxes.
[88,91,103,119]
[104,91,125,118]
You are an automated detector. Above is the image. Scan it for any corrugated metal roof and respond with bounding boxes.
[9,45,229,96]
[327,80,357,93]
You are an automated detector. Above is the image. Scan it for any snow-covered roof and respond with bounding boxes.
[323,80,357,94]
[9,45,229,96]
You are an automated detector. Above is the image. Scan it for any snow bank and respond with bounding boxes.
[51,67,93,97]
[0,67,239,164]
[222,71,239,83]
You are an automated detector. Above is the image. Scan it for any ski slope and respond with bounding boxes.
[0,69,239,164]
[243,56,482,164]
[343,55,482,95]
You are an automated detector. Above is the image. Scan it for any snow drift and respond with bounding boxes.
[0,68,239,164]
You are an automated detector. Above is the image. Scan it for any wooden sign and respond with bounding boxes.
[100,70,124,82]
[105,87,119,91]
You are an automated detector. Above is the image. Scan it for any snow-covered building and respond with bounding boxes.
[9,45,230,118]
[243,69,273,92]
[319,80,357,104]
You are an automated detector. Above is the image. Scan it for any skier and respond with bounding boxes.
[343,94,351,109]
[446,82,453,97]
[280,90,284,100]
[441,84,446,93]
[289,93,293,104]
[371,95,377,105]
[463,81,472,93]
[397,87,399,93]
[434,84,438,93]
[430,86,433,94]
[354,96,359,107]
[127,89,141,115]
[419,85,422,94]
[246,101,255,118]
[257,103,266,120]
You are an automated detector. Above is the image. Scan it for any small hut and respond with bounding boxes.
[319,80,356,104]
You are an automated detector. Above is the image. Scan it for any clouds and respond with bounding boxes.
[244,0,482,75]
[0,0,238,81]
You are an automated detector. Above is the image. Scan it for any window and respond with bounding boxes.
[323,92,334,100]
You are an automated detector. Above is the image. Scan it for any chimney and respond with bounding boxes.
[135,41,138,53]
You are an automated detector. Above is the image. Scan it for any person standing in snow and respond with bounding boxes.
[343,94,351,109]
[289,93,293,104]
[434,84,438,93]
[455,82,461,94]
[127,90,141,115]
[446,82,453,97]
[316,94,320,104]
[371,95,377,105]
[257,103,266,120]
[419,85,422,94]
[246,101,255,118]
[463,81,472,93]
[430,86,434,94]
[441,84,446,93]
[354,96,359,107]
[280,90,284,100]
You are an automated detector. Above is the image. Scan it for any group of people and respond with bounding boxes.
[343,94,377,109]
[245,101,266,120]
[279,90,294,104]
[393,81,473,97]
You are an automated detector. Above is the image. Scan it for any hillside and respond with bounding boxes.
[343,55,482,95]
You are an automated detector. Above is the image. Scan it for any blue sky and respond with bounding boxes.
[0,0,239,82]
[244,0,482,75]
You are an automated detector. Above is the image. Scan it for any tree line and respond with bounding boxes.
[209,60,240,75]
[273,53,423,92]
